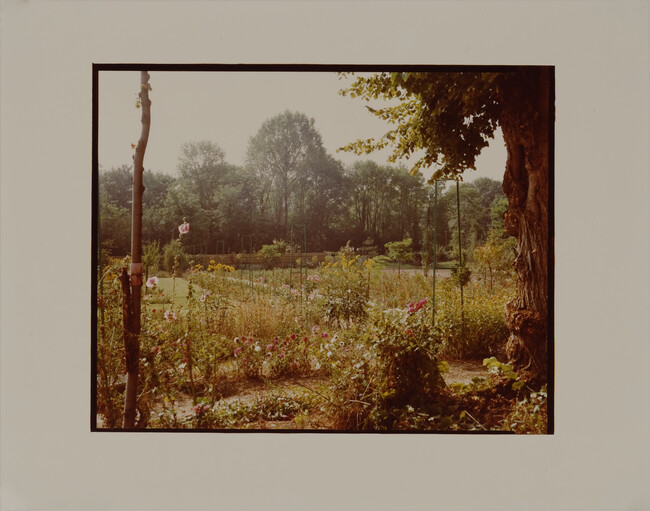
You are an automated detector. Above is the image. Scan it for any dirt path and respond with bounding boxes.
[443,360,489,385]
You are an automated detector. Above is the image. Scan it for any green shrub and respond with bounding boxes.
[143,240,162,276]
[323,301,445,430]
[318,247,372,325]
[451,264,472,287]
[366,300,445,410]
[163,240,189,272]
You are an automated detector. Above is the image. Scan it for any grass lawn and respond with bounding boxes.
[143,277,190,309]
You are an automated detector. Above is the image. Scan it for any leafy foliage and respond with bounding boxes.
[318,245,376,325]
[163,240,188,272]
[384,237,413,272]
[339,72,503,180]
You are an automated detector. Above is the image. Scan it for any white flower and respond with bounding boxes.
[327,351,333,358]
[164,310,176,322]
[146,276,158,288]
[254,345,261,352]
[178,222,190,235]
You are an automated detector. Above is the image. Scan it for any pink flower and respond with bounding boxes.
[321,333,329,338]
[290,333,296,340]
[178,222,190,235]
[273,337,279,345]
[408,298,427,314]
[200,292,210,302]
[234,347,243,356]
[292,362,298,368]
[146,276,158,288]
[266,344,273,351]
[279,353,285,359]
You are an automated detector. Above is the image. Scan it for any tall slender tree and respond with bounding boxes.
[246,111,328,238]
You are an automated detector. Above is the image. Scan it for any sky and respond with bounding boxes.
[98,70,507,183]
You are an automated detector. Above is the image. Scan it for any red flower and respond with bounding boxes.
[290,333,296,340]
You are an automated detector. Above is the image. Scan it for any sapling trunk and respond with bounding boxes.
[123,71,151,428]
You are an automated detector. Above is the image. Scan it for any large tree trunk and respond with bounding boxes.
[499,67,553,382]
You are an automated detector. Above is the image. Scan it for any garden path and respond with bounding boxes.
[443,360,489,385]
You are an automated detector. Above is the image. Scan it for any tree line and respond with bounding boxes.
[99,109,508,266]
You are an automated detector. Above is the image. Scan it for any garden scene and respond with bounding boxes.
[95,68,552,433]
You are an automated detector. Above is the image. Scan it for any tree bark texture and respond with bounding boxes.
[123,71,151,428]
[499,67,553,382]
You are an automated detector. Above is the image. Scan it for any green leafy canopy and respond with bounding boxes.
[338,72,503,182]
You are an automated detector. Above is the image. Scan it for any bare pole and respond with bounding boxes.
[123,70,151,429]
[456,180,464,328]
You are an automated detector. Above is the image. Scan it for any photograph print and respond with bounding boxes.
[93,65,554,433]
